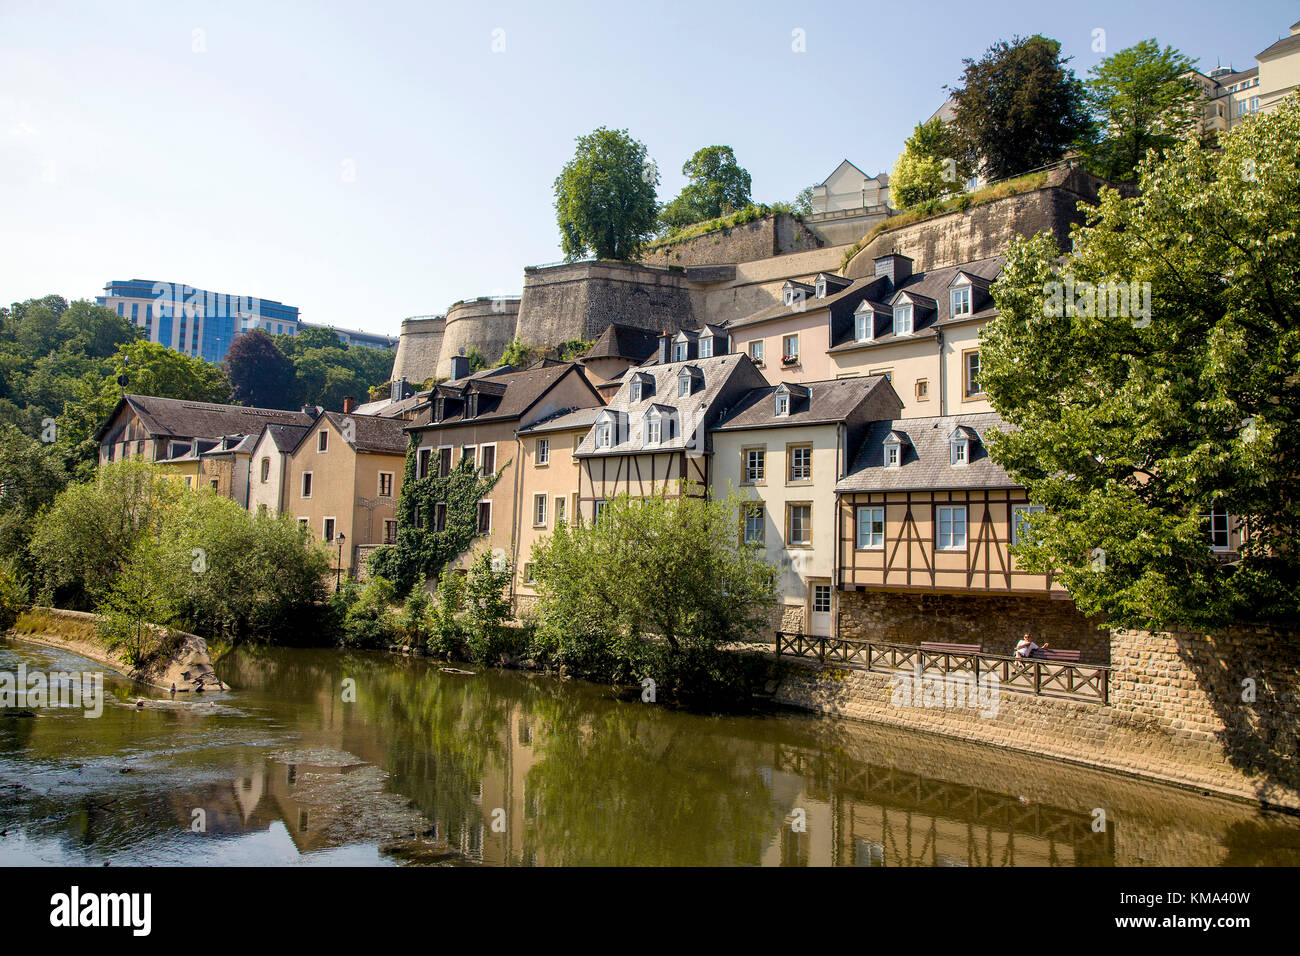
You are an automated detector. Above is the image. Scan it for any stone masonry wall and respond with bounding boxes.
[437,297,521,378]
[774,622,1300,809]
[638,213,822,268]
[390,315,445,386]
[838,589,1109,663]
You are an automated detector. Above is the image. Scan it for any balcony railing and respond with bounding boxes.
[774,633,1110,705]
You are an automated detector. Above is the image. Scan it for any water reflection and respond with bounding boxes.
[2,640,1298,866]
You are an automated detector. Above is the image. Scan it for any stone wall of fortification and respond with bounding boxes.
[390,315,445,385]
[637,212,822,268]
[436,297,521,378]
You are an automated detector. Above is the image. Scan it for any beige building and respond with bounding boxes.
[1185,20,1300,135]
[283,411,408,579]
[405,360,605,580]
[512,406,603,607]
[710,376,901,636]
[248,423,312,516]
[810,159,890,213]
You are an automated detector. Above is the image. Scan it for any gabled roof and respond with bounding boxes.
[817,159,886,188]
[292,411,408,456]
[729,274,892,330]
[714,376,892,431]
[1258,30,1300,60]
[410,362,598,430]
[584,323,660,363]
[259,422,312,453]
[837,413,1014,493]
[517,406,605,435]
[96,394,313,443]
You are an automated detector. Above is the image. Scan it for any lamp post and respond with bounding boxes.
[335,532,346,590]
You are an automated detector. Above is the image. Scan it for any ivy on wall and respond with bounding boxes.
[368,438,503,595]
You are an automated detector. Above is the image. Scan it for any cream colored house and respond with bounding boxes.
[811,160,890,213]
[248,423,311,516]
[283,411,408,579]
[711,376,902,636]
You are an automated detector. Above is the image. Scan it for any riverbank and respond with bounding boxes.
[6,607,225,693]
[769,622,1300,812]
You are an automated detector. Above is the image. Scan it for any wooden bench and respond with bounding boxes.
[1030,648,1082,662]
[920,642,982,654]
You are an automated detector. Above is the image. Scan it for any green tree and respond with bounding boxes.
[463,551,516,663]
[1083,39,1202,182]
[979,95,1300,629]
[889,116,972,208]
[950,35,1094,181]
[96,536,180,664]
[554,127,659,260]
[657,145,753,233]
[497,337,542,369]
[0,424,69,576]
[530,487,778,700]
[224,328,297,408]
[793,185,815,216]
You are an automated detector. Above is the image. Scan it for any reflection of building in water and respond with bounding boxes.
[760,745,1114,867]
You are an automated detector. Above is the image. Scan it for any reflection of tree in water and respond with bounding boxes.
[520,694,777,866]
[1217,818,1300,866]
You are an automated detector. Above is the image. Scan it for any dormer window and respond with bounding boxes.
[673,342,688,362]
[893,303,913,336]
[775,392,789,416]
[699,335,713,358]
[645,417,661,444]
[951,286,972,317]
[884,441,900,467]
[596,421,613,448]
[630,380,642,402]
[467,394,479,418]
[854,302,875,342]
[950,438,968,465]
[782,284,794,306]
[814,276,827,298]
[434,397,445,421]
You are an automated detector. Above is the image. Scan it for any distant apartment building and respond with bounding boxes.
[810,160,890,213]
[97,279,397,364]
[1188,19,1300,133]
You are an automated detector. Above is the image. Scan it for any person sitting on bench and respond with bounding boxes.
[1015,633,1050,659]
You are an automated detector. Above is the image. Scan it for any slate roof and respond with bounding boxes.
[517,406,604,435]
[714,376,893,431]
[318,411,410,455]
[98,394,313,443]
[1258,31,1300,60]
[836,413,1016,493]
[729,273,890,330]
[409,362,594,430]
[584,323,661,363]
[575,354,768,458]
[261,423,312,453]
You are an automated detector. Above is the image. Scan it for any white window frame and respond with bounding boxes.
[301,471,313,498]
[950,438,968,466]
[1012,504,1045,547]
[775,392,789,417]
[476,499,492,536]
[884,442,900,468]
[317,430,329,452]
[673,341,688,362]
[378,471,394,497]
[1203,506,1231,551]
[856,505,884,550]
[536,438,550,466]
[645,416,662,445]
[749,340,765,364]
[479,443,497,474]
[744,448,765,483]
[950,285,971,317]
[893,303,913,336]
[554,495,567,525]
[322,516,336,542]
[596,421,613,448]
[743,504,764,545]
[533,493,547,528]
[782,334,799,363]
[678,371,692,397]
[936,505,968,551]
[699,335,713,358]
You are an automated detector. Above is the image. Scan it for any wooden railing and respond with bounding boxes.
[775,633,1110,705]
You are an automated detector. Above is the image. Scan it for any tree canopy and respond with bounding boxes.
[657,145,753,234]
[950,35,1093,181]
[889,116,973,208]
[1083,39,1202,183]
[225,328,297,408]
[554,127,659,260]
[979,94,1300,629]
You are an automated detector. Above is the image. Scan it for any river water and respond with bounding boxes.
[2,637,1298,866]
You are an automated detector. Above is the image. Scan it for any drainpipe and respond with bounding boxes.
[509,431,524,610]
[833,421,845,637]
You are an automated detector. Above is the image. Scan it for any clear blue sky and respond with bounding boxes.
[2,0,1293,337]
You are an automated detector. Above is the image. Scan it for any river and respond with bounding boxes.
[2,637,1298,866]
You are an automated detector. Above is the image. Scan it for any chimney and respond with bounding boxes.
[342,396,356,414]
[301,404,319,416]
[390,376,408,402]
[658,331,672,364]
[449,354,470,381]
[873,251,914,290]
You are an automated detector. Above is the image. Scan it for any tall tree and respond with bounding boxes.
[889,116,973,208]
[979,94,1300,629]
[950,35,1094,181]
[225,328,296,408]
[554,127,659,260]
[1083,39,1202,182]
[657,145,753,233]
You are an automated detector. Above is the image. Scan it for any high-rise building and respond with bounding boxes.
[97,279,396,364]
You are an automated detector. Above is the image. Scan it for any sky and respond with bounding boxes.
[1,0,1294,338]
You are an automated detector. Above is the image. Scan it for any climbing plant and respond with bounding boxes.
[368,440,503,596]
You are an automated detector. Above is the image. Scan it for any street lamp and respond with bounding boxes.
[335,532,346,589]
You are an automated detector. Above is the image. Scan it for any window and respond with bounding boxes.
[374,471,393,497]
[260,457,271,482]
[210,478,219,491]
[782,334,799,364]
[856,506,884,549]
[749,340,764,364]
[298,517,309,532]
[323,518,335,542]
[786,503,812,546]
[383,520,397,544]
[318,430,328,452]
[937,505,967,550]
[630,380,643,402]
[596,421,612,448]
[433,502,446,532]
[476,501,492,535]
[950,286,971,317]
[813,585,832,614]
[855,308,873,342]
[915,379,929,401]
[775,392,789,416]
[1203,506,1230,551]
[536,438,550,465]
[699,336,713,358]
[884,442,900,468]
[438,446,452,478]
[461,445,476,466]
[301,472,313,498]
[788,445,812,482]
[645,417,661,444]
[744,447,765,483]
[964,350,983,397]
[524,563,536,584]
[893,303,913,336]
[418,448,431,478]
[480,445,496,474]
[554,496,567,525]
[533,493,547,528]
[950,438,968,465]
[743,504,765,545]
[673,341,688,362]
[593,500,607,522]
[1012,504,1045,546]
[678,371,691,397]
